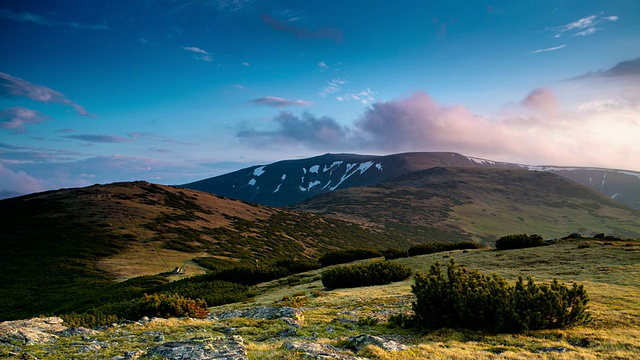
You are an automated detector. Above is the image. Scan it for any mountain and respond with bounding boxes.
[291,167,640,242]
[0,181,391,320]
[180,152,640,210]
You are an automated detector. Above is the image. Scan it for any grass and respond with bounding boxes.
[2,237,639,359]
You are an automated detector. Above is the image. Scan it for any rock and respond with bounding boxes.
[146,336,248,360]
[78,343,102,353]
[56,327,99,337]
[281,317,301,328]
[331,318,357,325]
[533,347,572,353]
[347,334,408,352]
[276,327,298,338]
[0,317,67,345]
[154,334,165,342]
[282,341,365,360]
[214,306,304,323]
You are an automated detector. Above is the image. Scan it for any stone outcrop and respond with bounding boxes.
[213,306,303,322]
[146,336,248,360]
[282,341,366,360]
[0,317,66,345]
[347,334,408,352]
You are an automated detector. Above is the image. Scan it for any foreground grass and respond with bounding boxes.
[2,238,638,359]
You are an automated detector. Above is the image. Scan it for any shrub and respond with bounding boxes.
[274,259,321,273]
[318,249,382,267]
[407,241,484,257]
[207,265,290,285]
[321,261,412,289]
[411,259,590,333]
[495,234,545,250]
[124,293,208,319]
[381,248,408,260]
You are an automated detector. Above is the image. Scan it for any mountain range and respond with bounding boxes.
[181,152,640,210]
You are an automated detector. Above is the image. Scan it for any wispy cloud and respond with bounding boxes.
[550,14,618,38]
[0,8,109,30]
[530,44,566,54]
[66,134,131,143]
[0,107,49,133]
[247,96,312,107]
[216,0,254,12]
[182,46,212,62]
[317,61,329,72]
[261,14,343,42]
[241,61,250,67]
[336,89,376,104]
[0,72,95,117]
[319,78,347,97]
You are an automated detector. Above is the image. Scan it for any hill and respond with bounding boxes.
[3,237,639,359]
[0,181,393,321]
[180,152,640,209]
[291,167,640,242]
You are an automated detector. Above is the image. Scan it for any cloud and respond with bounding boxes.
[241,61,250,67]
[0,8,109,30]
[0,72,94,116]
[520,88,558,114]
[336,89,376,104]
[0,162,46,197]
[238,111,349,148]
[319,78,347,97]
[261,14,343,42]
[568,57,640,80]
[318,61,329,72]
[66,134,131,143]
[551,14,618,38]
[216,0,254,12]
[247,96,312,107]
[530,44,566,54]
[0,107,49,133]
[182,46,212,62]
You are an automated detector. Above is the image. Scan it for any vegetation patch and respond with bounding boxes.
[495,233,546,250]
[407,241,484,257]
[321,261,412,289]
[410,259,591,333]
[318,248,382,267]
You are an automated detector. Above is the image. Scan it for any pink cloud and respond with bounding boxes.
[0,162,46,196]
[520,88,558,114]
[0,107,49,133]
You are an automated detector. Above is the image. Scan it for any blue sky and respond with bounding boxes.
[1,0,639,197]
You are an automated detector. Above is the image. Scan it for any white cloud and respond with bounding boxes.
[336,88,376,104]
[247,96,312,107]
[0,107,49,133]
[182,46,212,62]
[318,61,328,72]
[551,14,619,38]
[530,44,566,54]
[319,78,347,97]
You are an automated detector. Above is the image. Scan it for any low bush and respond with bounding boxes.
[407,241,484,257]
[124,293,208,320]
[318,249,382,267]
[206,265,290,285]
[381,248,408,260]
[274,259,321,273]
[495,234,545,250]
[411,259,590,333]
[321,261,412,289]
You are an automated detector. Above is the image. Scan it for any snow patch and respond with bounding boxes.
[601,173,606,187]
[253,166,266,177]
[299,185,306,191]
[273,183,281,193]
[307,180,321,191]
[611,193,618,199]
[309,165,320,173]
[323,161,343,172]
[619,171,640,179]
[589,177,593,184]
[322,180,332,190]
[248,178,256,186]
[302,168,307,174]
[375,162,383,171]
[281,174,287,180]
[329,161,374,191]
[467,156,496,165]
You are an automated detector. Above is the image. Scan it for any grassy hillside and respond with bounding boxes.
[5,237,639,359]
[292,167,640,243]
[0,181,393,321]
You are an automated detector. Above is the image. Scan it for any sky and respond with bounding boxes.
[1,0,639,198]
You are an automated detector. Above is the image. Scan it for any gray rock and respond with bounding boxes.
[347,334,408,352]
[0,317,67,345]
[331,318,357,325]
[276,327,298,338]
[282,341,366,360]
[533,347,573,353]
[146,336,248,360]
[214,306,303,323]
[78,343,102,353]
[56,327,99,337]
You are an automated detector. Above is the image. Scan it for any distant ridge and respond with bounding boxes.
[181,152,640,210]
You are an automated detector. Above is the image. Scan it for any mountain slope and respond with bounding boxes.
[291,167,640,242]
[181,152,640,209]
[0,181,392,320]
[180,152,520,207]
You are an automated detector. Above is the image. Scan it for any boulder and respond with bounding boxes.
[146,336,248,360]
[282,341,365,360]
[347,334,408,352]
[214,306,304,323]
[0,317,67,345]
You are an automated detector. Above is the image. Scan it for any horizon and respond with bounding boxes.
[1,1,639,198]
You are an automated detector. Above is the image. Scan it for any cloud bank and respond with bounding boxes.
[247,96,312,107]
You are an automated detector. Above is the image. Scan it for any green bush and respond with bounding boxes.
[321,261,412,289]
[495,234,545,250]
[123,293,208,320]
[274,259,321,273]
[407,241,484,257]
[207,265,290,285]
[411,259,590,333]
[381,248,408,260]
[318,249,382,267]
